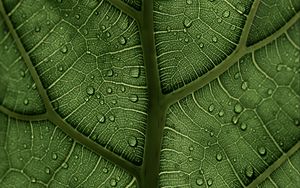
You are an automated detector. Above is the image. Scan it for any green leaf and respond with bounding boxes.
[0,0,299,188]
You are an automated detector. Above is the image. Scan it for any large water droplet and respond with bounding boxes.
[86,86,95,95]
[24,99,29,105]
[97,114,105,123]
[128,136,137,147]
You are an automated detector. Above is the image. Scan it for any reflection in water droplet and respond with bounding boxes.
[109,115,115,122]
[218,110,224,117]
[45,167,50,174]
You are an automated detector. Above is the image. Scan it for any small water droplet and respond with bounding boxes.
[223,10,230,18]
[35,26,41,32]
[267,89,273,95]
[110,178,117,187]
[199,42,204,48]
[75,14,80,19]
[234,103,243,114]
[186,0,193,5]
[128,136,137,147]
[105,31,111,38]
[245,165,254,178]
[119,36,127,45]
[97,114,105,123]
[232,115,239,125]
[240,123,247,131]
[24,99,29,105]
[183,18,193,28]
[61,46,68,53]
[295,119,299,126]
[83,29,88,35]
[120,86,126,92]
[86,86,95,95]
[208,104,215,112]
[107,69,114,77]
[129,94,139,103]
[107,87,112,94]
[109,115,115,122]
[196,178,203,186]
[218,110,224,117]
[58,66,63,72]
[234,72,240,79]
[45,167,50,174]
[241,81,248,90]
[20,70,25,77]
[130,67,140,78]
[31,177,36,183]
[189,146,194,151]
[258,146,266,156]
[52,153,58,160]
[212,36,218,43]
[57,0,62,3]
[103,167,108,173]
[207,178,213,186]
[216,153,223,161]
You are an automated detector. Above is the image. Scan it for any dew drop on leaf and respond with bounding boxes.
[234,103,243,114]
[58,66,63,72]
[240,122,247,131]
[62,162,68,169]
[212,36,218,43]
[120,86,126,92]
[110,178,117,187]
[207,178,213,186]
[52,153,58,160]
[45,167,50,174]
[183,18,193,28]
[129,94,139,103]
[31,177,36,183]
[57,0,62,3]
[24,99,29,105]
[208,104,215,112]
[130,67,140,78]
[257,146,266,156]
[241,81,248,90]
[119,36,127,45]
[234,72,240,79]
[223,10,230,18]
[109,115,115,122]
[103,167,108,173]
[196,178,203,186]
[218,110,224,117]
[35,26,41,32]
[61,46,68,54]
[186,0,192,5]
[295,119,299,126]
[106,87,112,94]
[106,69,114,77]
[20,70,25,77]
[199,42,204,48]
[97,114,105,123]
[128,136,138,147]
[232,115,239,125]
[267,89,273,95]
[86,86,95,95]
[245,165,254,178]
[189,146,194,151]
[75,14,80,19]
[216,153,223,161]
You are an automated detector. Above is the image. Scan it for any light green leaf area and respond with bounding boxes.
[247,0,300,45]
[259,150,300,188]
[0,15,45,114]
[154,0,253,93]
[160,19,300,188]
[0,112,137,188]
[1,0,147,164]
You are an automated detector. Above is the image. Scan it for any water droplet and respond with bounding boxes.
[186,0,193,5]
[216,153,223,161]
[130,67,140,78]
[267,89,273,95]
[234,72,240,79]
[218,110,224,117]
[97,114,105,123]
[52,153,58,160]
[120,86,126,92]
[107,87,112,94]
[62,162,68,169]
[207,178,213,186]
[20,70,25,77]
[199,42,204,48]
[232,115,239,125]
[234,103,243,114]
[189,146,194,151]
[128,136,137,147]
[23,144,27,149]
[107,69,114,77]
[212,36,218,43]
[58,66,63,72]
[31,177,36,183]
[230,25,236,30]
[208,104,215,112]
[240,123,247,131]
[245,165,254,178]
[119,36,127,45]
[57,0,62,3]
[75,14,80,19]
[241,81,248,90]
[196,178,203,186]
[183,18,193,28]
[45,167,50,174]
[61,46,68,53]
[109,115,115,122]
[86,86,95,95]
[35,26,41,32]
[129,94,138,103]
[24,99,29,105]
[295,119,299,126]
[103,167,108,173]
[223,10,230,18]
[110,178,117,187]
[105,31,111,38]
[83,29,88,35]
[258,146,266,156]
